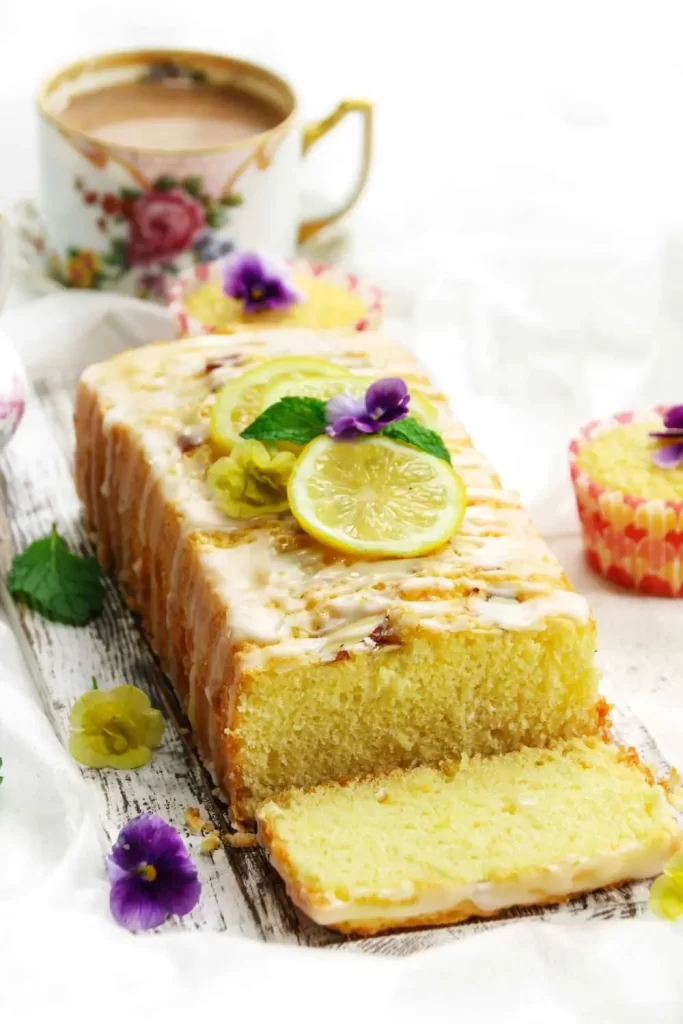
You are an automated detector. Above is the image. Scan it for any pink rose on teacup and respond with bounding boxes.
[126,188,205,267]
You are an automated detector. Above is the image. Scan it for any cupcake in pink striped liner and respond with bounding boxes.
[569,407,683,596]
[167,252,383,338]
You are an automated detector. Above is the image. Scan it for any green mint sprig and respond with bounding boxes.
[241,397,327,446]
[7,525,104,626]
[383,418,451,462]
[241,397,452,463]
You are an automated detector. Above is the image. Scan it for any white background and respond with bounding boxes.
[4,2,683,1021]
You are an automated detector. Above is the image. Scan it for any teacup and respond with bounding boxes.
[36,49,373,298]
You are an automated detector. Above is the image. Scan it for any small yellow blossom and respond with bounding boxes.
[69,685,164,770]
[207,439,296,518]
[649,851,683,920]
[66,249,102,289]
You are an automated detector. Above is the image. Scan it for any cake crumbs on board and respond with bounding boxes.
[224,831,258,849]
[199,834,223,856]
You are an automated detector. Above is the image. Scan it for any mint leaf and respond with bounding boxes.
[383,418,452,463]
[91,675,99,690]
[241,397,327,446]
[7,525,104,626]
[0,756,3,786]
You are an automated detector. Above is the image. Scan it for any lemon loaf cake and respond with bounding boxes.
[74,329,600,826]
[258,738,683,934]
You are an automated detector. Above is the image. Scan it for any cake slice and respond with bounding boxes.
[258,738,683,935]
[74,329,600,826]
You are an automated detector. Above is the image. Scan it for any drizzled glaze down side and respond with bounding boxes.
[80,329,592,674]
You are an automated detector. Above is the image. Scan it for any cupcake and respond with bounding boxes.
[169,252,382,337]
[569,407,683,596]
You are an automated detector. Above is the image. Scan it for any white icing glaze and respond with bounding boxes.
[470,590,590,629]
[268,840,675,928]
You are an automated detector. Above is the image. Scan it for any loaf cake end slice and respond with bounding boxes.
[258,738,682,935]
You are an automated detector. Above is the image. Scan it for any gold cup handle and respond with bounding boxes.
[298,99,373,244]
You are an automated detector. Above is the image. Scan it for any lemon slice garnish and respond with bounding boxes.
[261,375,440,429]
[261,373,355,410]
[210,356,342,453]
[288,435,465,558]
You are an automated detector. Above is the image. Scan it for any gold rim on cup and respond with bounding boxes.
[36,47,298,157]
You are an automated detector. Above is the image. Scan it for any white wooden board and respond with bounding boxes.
[0,372,670,955]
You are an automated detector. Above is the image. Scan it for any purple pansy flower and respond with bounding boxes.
[222,252,301,313]
[326,378,411,440]
[649,405,683,468]
[106,814,201,931]
[649,405,683,439]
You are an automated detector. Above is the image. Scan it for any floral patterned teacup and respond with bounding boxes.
[36,49,373,299]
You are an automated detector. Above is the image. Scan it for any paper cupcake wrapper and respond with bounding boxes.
[167,257,383,338]
[569,408,683,596]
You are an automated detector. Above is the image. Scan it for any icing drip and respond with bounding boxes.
[271,840,674,928]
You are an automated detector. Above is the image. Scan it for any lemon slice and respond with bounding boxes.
[288,435,465,558]
[261,373,355,410]
[210,356,342,452]
[261,375,440,429]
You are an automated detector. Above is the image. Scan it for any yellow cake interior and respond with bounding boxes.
[577,420,683,500]
[258,737,682,934]
[183,275,368,332]
[237,622,599,814]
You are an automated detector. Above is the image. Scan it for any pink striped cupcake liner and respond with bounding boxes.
[167,257,383,338]
[569,408,683,597]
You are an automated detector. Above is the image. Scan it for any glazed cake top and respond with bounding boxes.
[81,329,590,672]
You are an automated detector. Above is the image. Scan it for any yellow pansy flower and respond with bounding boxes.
[207,439,296,518]
[649,851,683,920]
[69,685,164,770]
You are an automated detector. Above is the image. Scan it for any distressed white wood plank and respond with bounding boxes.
[0,375,674,955]
[0,384,336,946]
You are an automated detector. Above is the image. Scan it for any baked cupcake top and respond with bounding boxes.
[575,409,683,501]
[170,252,382,337]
